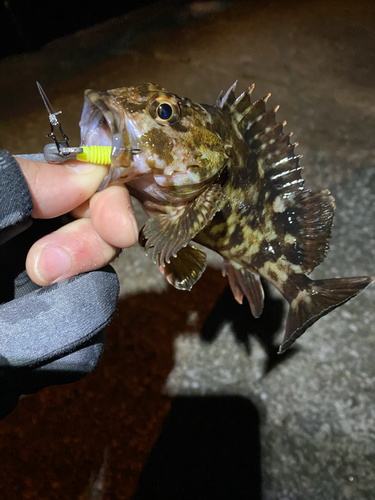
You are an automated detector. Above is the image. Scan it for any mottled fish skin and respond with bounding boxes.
[79,82,374,353]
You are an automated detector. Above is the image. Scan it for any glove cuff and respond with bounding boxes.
[0,151,34,243]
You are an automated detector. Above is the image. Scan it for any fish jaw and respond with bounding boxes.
[79,89,151,185]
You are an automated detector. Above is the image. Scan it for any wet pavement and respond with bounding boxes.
[1,0,375,498]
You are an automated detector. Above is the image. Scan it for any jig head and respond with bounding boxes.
[37,82,141,164]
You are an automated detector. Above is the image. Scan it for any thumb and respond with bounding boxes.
[16,157,109,219]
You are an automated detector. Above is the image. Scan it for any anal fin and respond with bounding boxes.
[279,275,374,353]
[223,261,264,318]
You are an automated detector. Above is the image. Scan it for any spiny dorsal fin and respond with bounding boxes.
[231,86,305,198]
[214,90,224,108]
[264,156,305,198]
[238,94,271,131]
[232,84,255,114]
[223,84,301,183]
[214,81,238,110]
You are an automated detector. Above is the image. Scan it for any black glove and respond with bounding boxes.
[0,151,120,419]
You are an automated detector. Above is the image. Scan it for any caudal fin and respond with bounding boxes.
[279,276,374,353]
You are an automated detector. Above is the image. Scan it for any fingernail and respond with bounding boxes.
[131,214,139,242]
[35,246,72,284]
[66,162,98,174]
[126,198,138,243]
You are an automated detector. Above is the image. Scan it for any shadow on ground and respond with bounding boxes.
[0,260,291,499]
[201,281,298,372]
[135,395,262,500]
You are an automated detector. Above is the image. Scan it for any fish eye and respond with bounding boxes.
[157,102,173,120]
[149,96,180,125]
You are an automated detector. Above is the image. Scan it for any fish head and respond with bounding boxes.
[79,83,230,190]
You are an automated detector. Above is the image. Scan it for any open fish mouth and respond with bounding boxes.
[79,89,128,162]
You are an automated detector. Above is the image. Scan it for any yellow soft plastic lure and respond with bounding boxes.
[76,145,112,165]
[42,143,114,164]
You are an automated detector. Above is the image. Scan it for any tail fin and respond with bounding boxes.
[279,276,374,353]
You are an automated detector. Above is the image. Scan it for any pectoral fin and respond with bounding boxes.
[140,183,226,266]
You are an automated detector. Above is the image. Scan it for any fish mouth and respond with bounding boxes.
[79,89,129,164]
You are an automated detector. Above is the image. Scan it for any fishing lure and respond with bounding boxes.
[37,82,139,167]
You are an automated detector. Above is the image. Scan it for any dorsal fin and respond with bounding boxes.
[223,84,335,273]
[214,90,224,108]
[223,84,301,182]
[238,94,271,131]
[242,98,300,177]
[291,189,335,273]
[225,85,305,198]
[232,84,255,114]
[214,81,238,110]
[263,155,304,198]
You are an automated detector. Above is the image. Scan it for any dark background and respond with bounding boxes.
[0,0,187,59]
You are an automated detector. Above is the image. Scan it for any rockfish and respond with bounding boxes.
[79,82,373,353]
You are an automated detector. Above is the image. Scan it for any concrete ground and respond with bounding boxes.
[1,0,375,498]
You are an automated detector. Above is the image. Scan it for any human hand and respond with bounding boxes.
[0,151,134,418]
[16,157,138,286]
